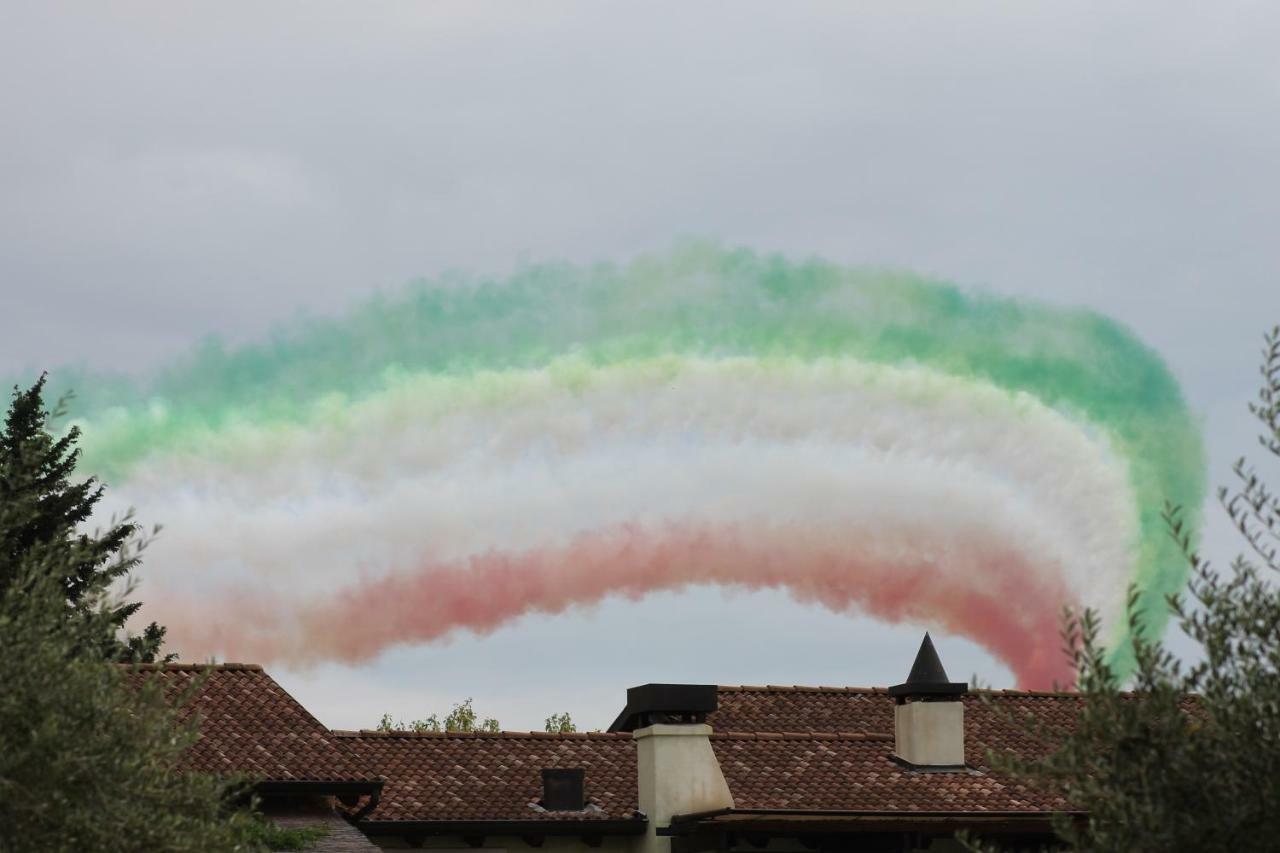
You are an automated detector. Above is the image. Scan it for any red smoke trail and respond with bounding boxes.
[164,522,1076,689]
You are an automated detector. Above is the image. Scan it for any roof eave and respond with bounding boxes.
[356,817,648,837]
[255,779,384,797]
[667,807,1082,831]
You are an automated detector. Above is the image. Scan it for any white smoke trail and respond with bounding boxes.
[95,357,1139,650]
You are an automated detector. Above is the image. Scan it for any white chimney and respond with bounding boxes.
[611,685,734,853]
[635,723,734,824]
[889,633,969,769]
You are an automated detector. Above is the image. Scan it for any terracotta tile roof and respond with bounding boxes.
[336,686,1083,824]
[709,686,894,736]
[710,686,1085,767]
[124,663,378,786]
[335,730,640,824]
[331,685,1089,823]
[136,670,1089,823]
[711,732,1072,814]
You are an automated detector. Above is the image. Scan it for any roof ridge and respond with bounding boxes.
[716,684,889,694]
[974,688,1204,700]
[119,662,264,672]
[712,730,893,741]
[715,684,1088,698]
[970,688,1083,698]
[332,729,633,740]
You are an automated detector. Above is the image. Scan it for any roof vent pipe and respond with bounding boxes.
[541,768,585,811]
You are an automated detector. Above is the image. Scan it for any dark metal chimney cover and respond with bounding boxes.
[541,768,585,811]
[887,633,969,700]
[607,683,718,732]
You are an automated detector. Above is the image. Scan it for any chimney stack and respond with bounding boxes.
[888,633,969,769]
[613,685,734,853]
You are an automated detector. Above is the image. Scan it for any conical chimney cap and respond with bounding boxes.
[888,633,969,700]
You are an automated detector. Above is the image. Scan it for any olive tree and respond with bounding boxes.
[967,327,1280,852]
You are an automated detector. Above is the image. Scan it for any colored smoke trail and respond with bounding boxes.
[28,244,1203,684]
[157,522,1076,687]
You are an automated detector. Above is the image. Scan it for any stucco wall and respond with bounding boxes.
[894,701,966,767]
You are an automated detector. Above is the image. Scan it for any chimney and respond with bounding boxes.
[541,768,585,811]
[888,633,969,769]
[616,685,734,853]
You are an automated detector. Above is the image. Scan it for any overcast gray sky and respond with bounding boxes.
[2,2,1278,728]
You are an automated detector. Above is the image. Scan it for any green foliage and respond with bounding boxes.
[376,697,501,733]
[374,703,580,735]
[0,380,267,850]
[0,376,167,662]
[544,712,577,733]
[235,815,329,851]
[965,327,1280,852]
[0,567,259,850]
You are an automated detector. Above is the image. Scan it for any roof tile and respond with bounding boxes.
[124,663,378,784]
[336,731,639,823]
[709,685,1084,766]
[711,733,1070,814]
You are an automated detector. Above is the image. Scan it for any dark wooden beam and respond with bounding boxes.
[672,828,722,853]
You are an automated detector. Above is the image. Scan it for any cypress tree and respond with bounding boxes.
[0,375,167,662]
